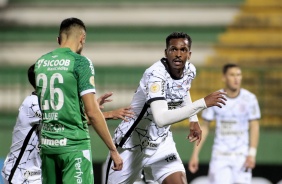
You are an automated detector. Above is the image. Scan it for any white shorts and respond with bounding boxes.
[208,153,251,184]
[106,135,185,184]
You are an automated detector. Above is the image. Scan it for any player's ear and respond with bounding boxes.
[164,49,167,57]
[187,51,192,60]
[80,34,86,44]
[57,37,61,45]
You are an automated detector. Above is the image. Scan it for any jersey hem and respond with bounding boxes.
[80,89,96,96]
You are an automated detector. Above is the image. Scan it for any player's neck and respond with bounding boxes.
[224,88,240,98]
[170,68,183,79]
[60,40,79,53]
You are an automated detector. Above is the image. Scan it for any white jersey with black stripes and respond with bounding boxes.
[1,93,42,184]
[113,58,196,153]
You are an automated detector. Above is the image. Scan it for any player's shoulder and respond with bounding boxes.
[186,62,196,72]
[240,88,257,99]
[185,62,196,76]
[22,93,38,105]
[144,59,166,75]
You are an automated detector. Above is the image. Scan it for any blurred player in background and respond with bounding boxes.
[34,17,123,183]
[105,32,227,184]
[189,63,261,184]
[1,63,133,184]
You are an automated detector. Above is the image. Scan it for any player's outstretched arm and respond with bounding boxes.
[103,106,134,121]
[150,91,226,128]
[82,93,123,171]
[188,120,210,173]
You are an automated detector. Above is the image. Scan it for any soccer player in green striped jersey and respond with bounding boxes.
[35,17,123,184]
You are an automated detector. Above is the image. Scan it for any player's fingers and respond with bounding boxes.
[217,99,226,105]
[189,136,198,143]
[216,103,222,108]
[111,163,122,171]
[219,95,227,101]
[186,134,191,140]
[104,99,113,103]
[104,92,114,98]
[124,110,134,115]
[119,116,128,121]
[125,112,135,117]
[124,106,132,110]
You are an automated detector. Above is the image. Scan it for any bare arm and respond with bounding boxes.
[188,120,210,173]
[82,93,123,171]
[244,119,260,169]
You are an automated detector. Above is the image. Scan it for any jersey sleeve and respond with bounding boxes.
[75,56,96,96]
[248,95,261,120]
[201,107,215,122]
[141,68,166,104]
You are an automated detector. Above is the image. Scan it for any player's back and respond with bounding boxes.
[35,47,93,155]
[2,94,41,183]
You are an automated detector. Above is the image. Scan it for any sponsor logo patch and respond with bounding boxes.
[74,158,83,184]
[41,137,67,146]
[24,171,41,179]
[89,76,95,87]
[165,153,177,162]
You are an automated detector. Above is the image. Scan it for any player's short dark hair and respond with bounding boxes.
[58,17,86,40]
[28,64,36,89]
[223,63,240,74]
[166,32,192,50]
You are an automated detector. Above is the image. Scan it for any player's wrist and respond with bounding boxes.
[248,147,257,157]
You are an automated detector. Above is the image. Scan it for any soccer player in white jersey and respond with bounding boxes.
[188,63,261,184]
[1,64,133,184]
[1,64,42,184]
[105,32,227,184]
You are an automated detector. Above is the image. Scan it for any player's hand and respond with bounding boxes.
[244,155,256,169]
[187,122,202,146]
[110,150,123,171]
[109,106,134,121]
[188,156,199,173]
[97,92,113,109]
[204,91,227,108]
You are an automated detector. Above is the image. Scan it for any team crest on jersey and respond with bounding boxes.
[89,76,95,87]
[150,83,160,93]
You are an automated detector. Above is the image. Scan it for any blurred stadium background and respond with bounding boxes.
[0,0,281,183]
